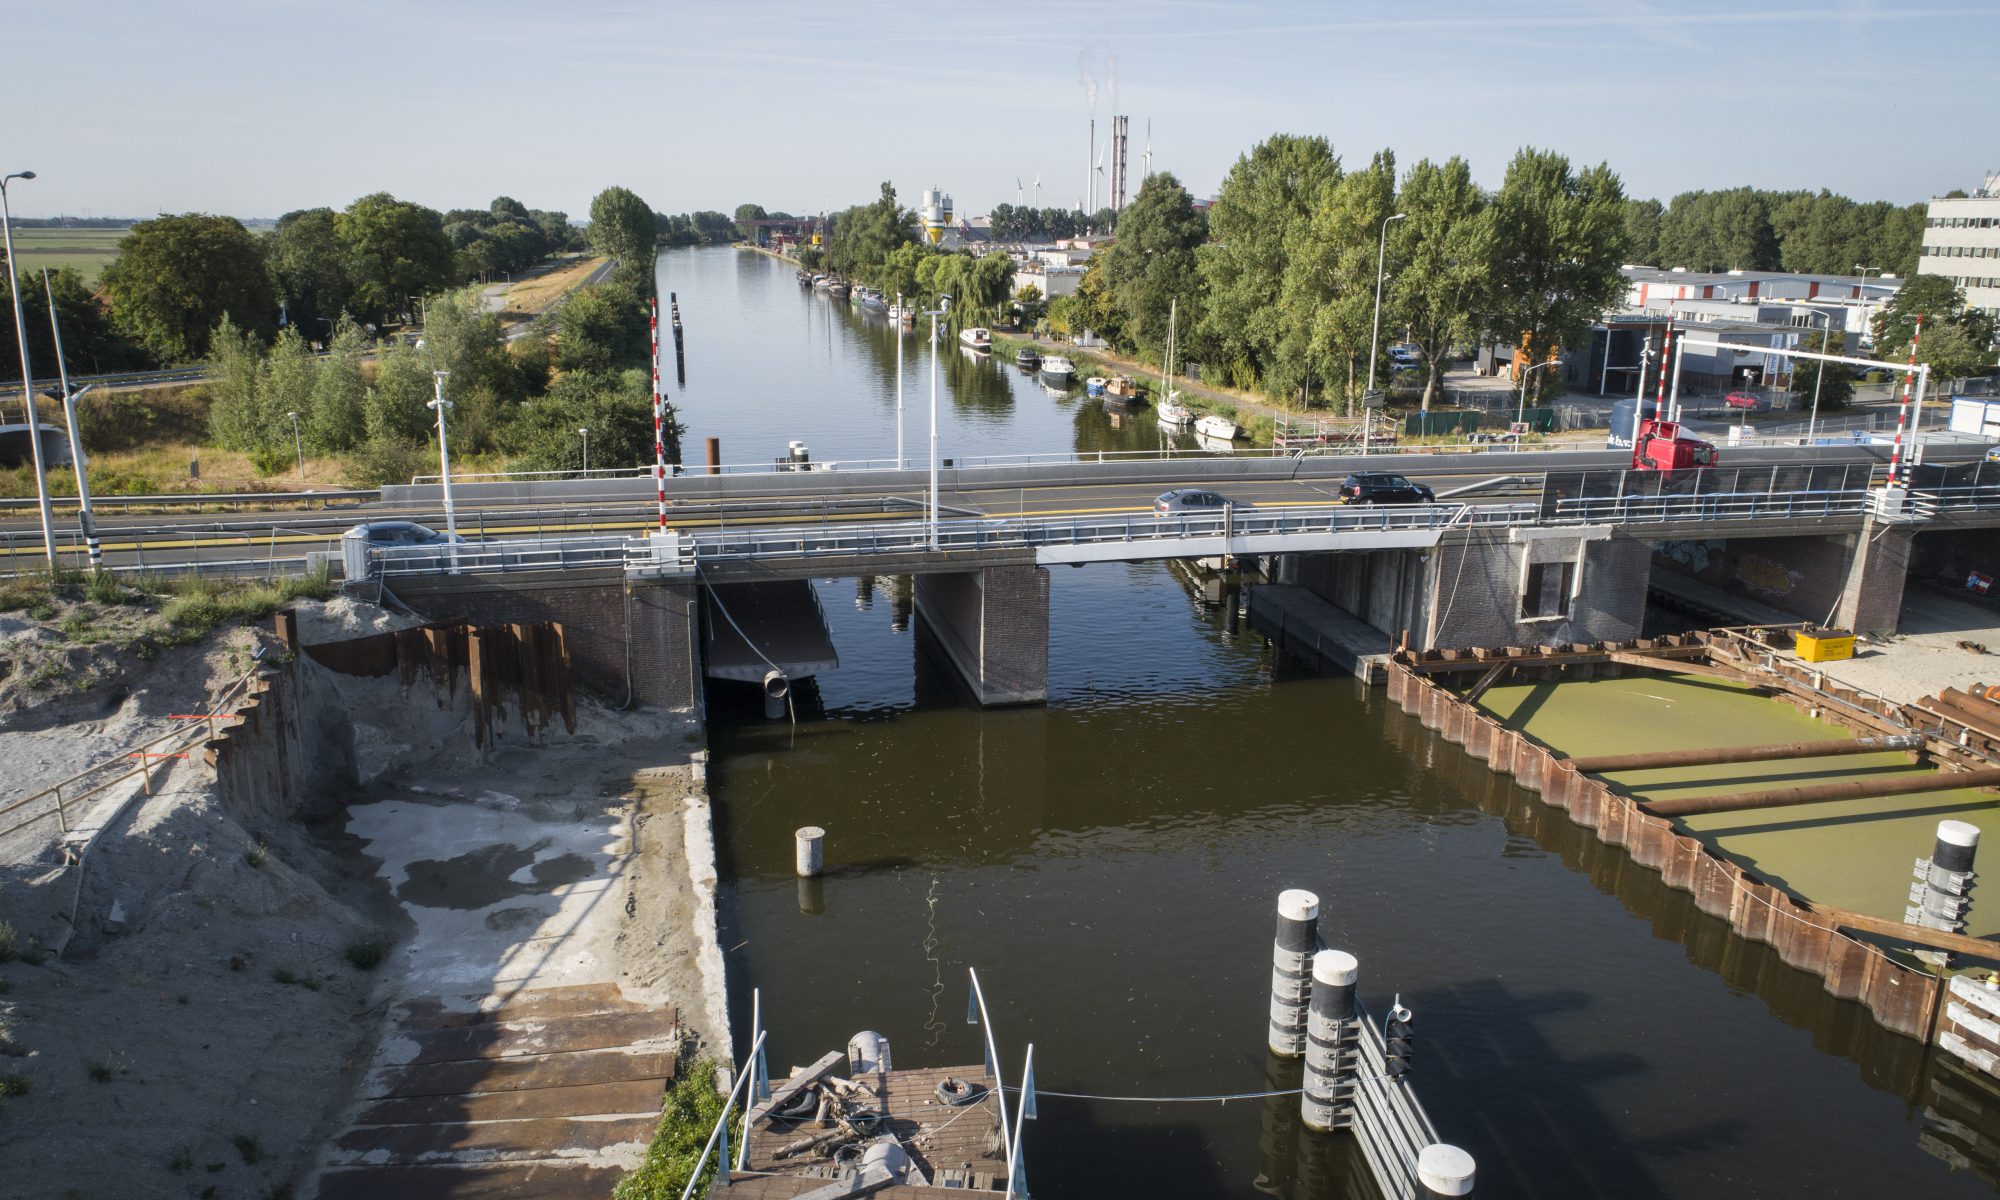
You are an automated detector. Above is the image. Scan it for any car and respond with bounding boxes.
[1154,488,1239,515]
[343,520,468,547]
[1388,344,1422,369]
[1723,391,1766,412]
[1986,445,2000,463]
[1338,472,1436,505]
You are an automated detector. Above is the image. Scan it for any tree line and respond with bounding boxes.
[1621,187,1924,278]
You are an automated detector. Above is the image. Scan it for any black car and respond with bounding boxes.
[1338,472,1434,504]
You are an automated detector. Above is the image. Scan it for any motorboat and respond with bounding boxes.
[1040,355,1076,381]
[1105,374,1143,404]
[886,303,916,326]
[1157,390,1194,427]
[811,274,831,290]
[1015,347,1041,370]
[1195,414,1241,441]
[854,287,885,309]
[827,280,850,299]
[958,326,992,352]
[1084,376,1107,396]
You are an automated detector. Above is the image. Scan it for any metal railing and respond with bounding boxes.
[1,669,255,840]
[372,534,629,577]
[0,489,376,512]
[1554,487,1873,525]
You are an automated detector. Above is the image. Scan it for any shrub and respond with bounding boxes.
[343,936,389,971]
[0,1072,28,1098]
[230,1134,262,1165]
[614,1061,735,1200]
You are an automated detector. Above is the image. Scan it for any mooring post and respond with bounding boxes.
[1299,949,1358,1132]
[1267,889,1321,1058]
[795,826,825,878]
[1911,819,1979,968]
[1417,1144,1477,1197]
[707,436,722,476]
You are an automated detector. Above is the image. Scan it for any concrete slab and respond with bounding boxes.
[1249,583,1392,682]
[1808,587,2000,706]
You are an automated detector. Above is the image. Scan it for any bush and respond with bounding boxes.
[343,437,429,488]
[343,936,389,971]
[613,1060,735,1200]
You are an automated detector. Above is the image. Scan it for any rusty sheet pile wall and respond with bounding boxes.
[304,621,576,747]
[1387,643,1942,1040]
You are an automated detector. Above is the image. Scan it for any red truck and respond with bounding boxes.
[1631,419,1719,471]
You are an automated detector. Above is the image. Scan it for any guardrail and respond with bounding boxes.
[1554,487,1873,525]
[0,489,377,512]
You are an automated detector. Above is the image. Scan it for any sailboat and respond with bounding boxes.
[1156,298,1194,428]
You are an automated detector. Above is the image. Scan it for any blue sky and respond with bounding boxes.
[9,0,1996,221]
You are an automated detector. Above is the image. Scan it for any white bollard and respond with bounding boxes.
[1417,1143,1477,1197]
[1299,949,1358,1132]
[795,826,825,877]
[1913,819,1979,967]
[1267,889,1321,1057]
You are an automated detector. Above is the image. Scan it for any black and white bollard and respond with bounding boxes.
[1910,819,1979,967]
[1417,1144,1476,1197]
[1267,889,1321,1058]
[1299,949,1359,1132]
[796,826,825,878]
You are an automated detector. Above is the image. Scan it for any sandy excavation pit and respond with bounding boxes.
[0,599,723,1200]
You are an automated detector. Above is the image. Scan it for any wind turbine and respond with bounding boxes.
[1016,177,1025,204]
[1032,173,1042,208]
[1142,120,1153,179]
[1093,147,1106,214]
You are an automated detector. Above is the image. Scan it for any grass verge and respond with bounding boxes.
[613,1060,736,1199]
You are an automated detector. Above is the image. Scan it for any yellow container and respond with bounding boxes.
[1794,629,1855,663]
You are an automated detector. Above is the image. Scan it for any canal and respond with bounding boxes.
[666,247,1994,1198]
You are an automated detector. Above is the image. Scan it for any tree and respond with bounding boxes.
[1198,134,1343,392]
[553,282,650,373]
[1391,157,1493,409]
[266,208,353,339]
[505,368,664,472]
[334,193,453,323]
[1872,274,1998,379]
[826,182,915,281]
[1281,149,1396,407]
[1483,149,1629,402]
[734,203,769,240]
[1621,198,1662,264]
[1656,187,1775,271]
[1098,173,1206,354]
[588,186,658,269]
[100,214,275,362]
[0,264,144,381]
[1790,328,1854,412]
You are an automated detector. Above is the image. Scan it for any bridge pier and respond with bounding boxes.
[913,564,1049,706]
[1425,527,1652,650]
[1834,517,1914,636]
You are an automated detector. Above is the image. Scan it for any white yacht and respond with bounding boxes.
[1040,355,1076,381]
[1194,414,1240,441]
[958,326,992,352]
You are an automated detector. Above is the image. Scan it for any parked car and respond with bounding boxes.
[1723,391,1766,412]
[1388,344,1422,370]
[343,520,468,546]
[1986,445,2000,463]
[1154,488,1241,515]
[1338,473,1435,505]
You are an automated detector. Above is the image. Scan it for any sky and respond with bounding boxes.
[9,0,1998,222]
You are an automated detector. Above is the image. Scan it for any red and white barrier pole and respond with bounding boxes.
[1887,314,1923,488]
[651,295,668,531]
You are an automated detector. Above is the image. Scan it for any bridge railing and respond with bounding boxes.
[371,534,629,576]
[1552,487,1873,525]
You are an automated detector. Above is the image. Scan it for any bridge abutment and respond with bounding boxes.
[1423,528,1650,650]
[1835,518,1914,636]
[913,564,1050,706]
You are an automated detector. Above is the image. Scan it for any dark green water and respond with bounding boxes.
[710,562,1994,1199]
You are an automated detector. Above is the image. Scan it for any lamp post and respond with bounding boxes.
[287,410,304,480]
[1365,213,1406,399]
[1,169,56,565]
[42,269,99,568]
[578,426,590,475]
[1807,311,1831,444]
[1517,360,1560,441]
[428,371,460,573]
[895,292,905,469]
[923,293,954,550]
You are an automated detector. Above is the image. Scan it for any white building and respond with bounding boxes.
[1917,174,2000,318]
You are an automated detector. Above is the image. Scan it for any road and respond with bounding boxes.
[0,441,1974,574]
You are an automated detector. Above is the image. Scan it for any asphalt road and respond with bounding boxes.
[0,442,1977,573]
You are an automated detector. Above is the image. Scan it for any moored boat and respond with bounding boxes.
[958,326,992,352]
[1105,374,1143,404]
[1194,414,1241,441]
[1157,390,1194,427]
[1084,376,1107,396]
[827,279,850,299]
[1040,355,1076,381]
[1014,347,1041,370]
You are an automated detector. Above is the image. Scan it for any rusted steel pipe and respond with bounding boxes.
[1644,767,2000,818]
[1567,734,1922,775]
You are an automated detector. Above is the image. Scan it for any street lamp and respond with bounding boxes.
[1807,311,1831,444]
[1365,213,1406,399]
[578,426,590,475]
[287,410,304,480]
[1516,359,1561,440]
[922,293,954,550]
[428,371,460,573]
[1,169,56,565]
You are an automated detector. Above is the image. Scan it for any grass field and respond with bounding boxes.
[500,254,608,318]
[6,227,128,285]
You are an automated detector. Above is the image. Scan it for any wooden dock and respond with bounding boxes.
[719,1063,1009,1197]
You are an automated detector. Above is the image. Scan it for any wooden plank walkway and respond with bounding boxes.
[311,983,675,1200]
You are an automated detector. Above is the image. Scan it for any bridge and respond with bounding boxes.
[296,442,2000,711]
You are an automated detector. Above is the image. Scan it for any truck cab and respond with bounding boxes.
[1631,419,1719,472]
